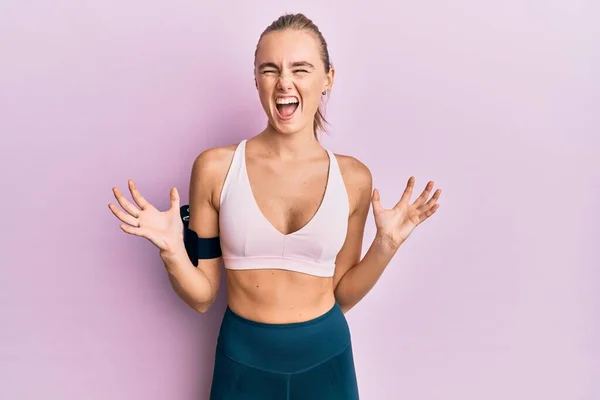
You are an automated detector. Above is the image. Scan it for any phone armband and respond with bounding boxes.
[180,205,222,266]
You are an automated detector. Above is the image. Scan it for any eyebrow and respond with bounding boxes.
[258,61,316,70]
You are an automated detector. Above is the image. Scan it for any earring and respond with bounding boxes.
[322,89,327,95]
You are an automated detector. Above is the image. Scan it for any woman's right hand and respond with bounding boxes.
[108,180,185,257]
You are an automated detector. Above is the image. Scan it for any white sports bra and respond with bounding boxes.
[218,140,349,277]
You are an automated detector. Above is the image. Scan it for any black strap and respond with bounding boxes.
[180,205,222,266]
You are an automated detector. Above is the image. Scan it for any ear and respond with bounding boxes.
[325,65,335,92]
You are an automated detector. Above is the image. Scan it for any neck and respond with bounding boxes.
[257,123,322,160]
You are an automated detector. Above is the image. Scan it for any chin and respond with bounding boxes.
[271,120,301,134]
[270,119,312,136]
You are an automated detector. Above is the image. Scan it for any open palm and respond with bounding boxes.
[108,180,184,255]
[371,176,441,248]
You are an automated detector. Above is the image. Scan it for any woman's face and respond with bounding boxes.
[254,29,334,136]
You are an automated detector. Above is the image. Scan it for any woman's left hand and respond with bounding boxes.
[371,176,441,249]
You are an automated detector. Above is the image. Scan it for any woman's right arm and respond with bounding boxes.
[161,149,224,313]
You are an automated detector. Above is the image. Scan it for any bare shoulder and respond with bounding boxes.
[192,144,237,174]
[335,153,372,188]
[334,153,373,213]
[190,142,239,208]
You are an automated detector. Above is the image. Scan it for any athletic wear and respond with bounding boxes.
[193,139,360,398]
[180,205,222,265]
[218,139,349,278]
[209,302,359,400]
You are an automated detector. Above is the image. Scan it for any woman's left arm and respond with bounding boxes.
[333,159,441,313]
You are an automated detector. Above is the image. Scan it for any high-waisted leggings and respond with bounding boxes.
[209,302,360,399]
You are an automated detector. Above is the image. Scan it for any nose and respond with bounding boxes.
[276,71,293,91]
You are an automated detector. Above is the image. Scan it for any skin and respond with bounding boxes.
[108,28,441,324]
[254,29,333,136]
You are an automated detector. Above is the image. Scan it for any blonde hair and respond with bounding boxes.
[255,13,332,138]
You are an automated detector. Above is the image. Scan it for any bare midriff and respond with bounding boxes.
[225,268,336,324]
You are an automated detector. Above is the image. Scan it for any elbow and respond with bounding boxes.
[334,291,353,314]
[194,305,210,314]
[337,300,354,314]
[334,286,358,314]
[193,296,217,314]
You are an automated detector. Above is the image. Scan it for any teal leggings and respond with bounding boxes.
[209,303,360,399]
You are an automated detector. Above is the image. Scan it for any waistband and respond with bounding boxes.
[216,302,351,374]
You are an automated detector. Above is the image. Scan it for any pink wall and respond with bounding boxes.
[1,1,598,399]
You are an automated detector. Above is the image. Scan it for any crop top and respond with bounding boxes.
[217,139,349,278]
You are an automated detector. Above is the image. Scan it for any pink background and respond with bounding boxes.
[1,1,598,399]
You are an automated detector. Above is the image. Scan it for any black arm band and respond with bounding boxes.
[180,205,222,266]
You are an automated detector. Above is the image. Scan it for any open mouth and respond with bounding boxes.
[275,96,299,119]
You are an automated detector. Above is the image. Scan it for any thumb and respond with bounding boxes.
[371,188,383,214]
[170,187,180,210]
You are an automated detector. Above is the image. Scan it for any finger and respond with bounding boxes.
[424,203,440,218]
[423,188,442,208]
[394,176,415,208]
[411,180,435,208]
[416,202,440,221]
[119,223,146,237]
[169,187,180,210]
[112,187,140,217]
[128,180,152,210]
[108,203,139,227]
[371,188,384,214]
[416,190,440,213]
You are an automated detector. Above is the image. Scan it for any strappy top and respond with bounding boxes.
[218,140,349,277]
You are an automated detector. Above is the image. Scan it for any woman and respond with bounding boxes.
[109,13,440,400]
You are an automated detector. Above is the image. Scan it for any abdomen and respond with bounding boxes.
[225,268,336,323]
